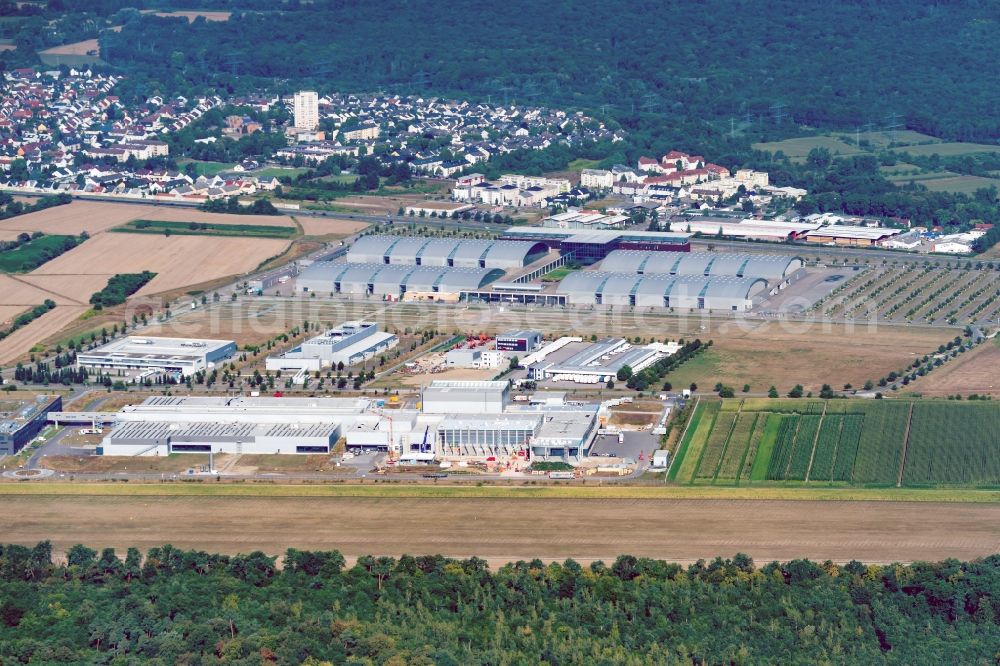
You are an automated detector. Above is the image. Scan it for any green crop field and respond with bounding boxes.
[669,399,1000,489]
[0,234,81,272]
[752,136,868,162]
[890,141,1000,157]
[115,220,297,239]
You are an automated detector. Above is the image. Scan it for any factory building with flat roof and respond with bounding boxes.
[76,337,236,377]
[296,261,505,300]
[529,338,678,384]
[99,396,375,456]
[556,272,769,311]
[346,236,548,270]
[0,395,62,455]
[265,321,397,373]
[500,226,691,263]
[600,250,802,281]
[84,382,602,463]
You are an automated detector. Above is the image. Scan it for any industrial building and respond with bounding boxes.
[445,348,503,369]
[76,337,237,377]
[495,330,543,353]
[98,396,374,456]
[346,380,599,462]
[556,272,769,310]
[600,250,802,281]
[529,338,677,384]
[296,261,505,300]
[801,225,904,246]
[83,381,601,464]
[500,226,691,263]
[0,395,61,455]
[265,321,397,376]
[346,236,548,270]
[422,380,510,414]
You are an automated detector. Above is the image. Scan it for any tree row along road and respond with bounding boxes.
[0,495,996,566]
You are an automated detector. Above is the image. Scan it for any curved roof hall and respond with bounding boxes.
[346,235,547,269]
[599,250,801,280]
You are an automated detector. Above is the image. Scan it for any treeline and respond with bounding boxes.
[199,196,279,215]
[92,1,1000,142]
[13,355,92,385]
[0,193,71,221]
[89,271,156,309]
[0,230,40,253]
[0,300,54,341]
[625,339,708,391]
[0,542,996,663]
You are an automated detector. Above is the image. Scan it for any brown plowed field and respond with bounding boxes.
[906,340,1000,396]
[296,216,368,237]
[0,305,87,363]
[0,496,995,566]
[0,306,26,326]
[0,201,295,236]
[16,274,114,305]
[30,234,291,297]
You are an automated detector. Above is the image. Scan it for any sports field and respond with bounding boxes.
[670,398,1000,487]
[0,491,995,565]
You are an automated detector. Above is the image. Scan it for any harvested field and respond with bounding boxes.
[30,234,291,297]
[38,38,99,56]
[17,273,115,305]
[0,201,295,236]
[906,340,1000,396]
[0,305,26,326]
[151,10,231,21]
[0,274,60,305]
[0,305,87,364]
[295,216,368,237]
[0,495,995,565]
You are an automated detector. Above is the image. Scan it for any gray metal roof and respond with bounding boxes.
[300,262,504,294]
[557,271,768,300]
[599,250,801,279]
[347,235,545,269]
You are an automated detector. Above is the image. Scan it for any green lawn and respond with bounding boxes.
[890,142,1000,158]
[0,234,81,272]
[753,135,869,162]
[540,266,580,282]
[114,220,297,239]
[178,160,238,177]
[567,158,601,172]
[253,167,311,180]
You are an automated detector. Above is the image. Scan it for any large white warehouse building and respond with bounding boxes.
[77,337,236,377]
[600,250,802,281]
[265,321,397,374]
[297,261,505,299]
[556,272,769,310]
[100,396,375,456]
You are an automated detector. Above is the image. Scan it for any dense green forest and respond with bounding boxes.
[88,1,1000,143]
[0,543,996,664]
[89,271,156,309]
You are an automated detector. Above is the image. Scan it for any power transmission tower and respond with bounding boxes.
[770,103,786,125]
[884,112,903,144]
[730,117,736,138]
[640,93,659,113]
[224,52,241,78]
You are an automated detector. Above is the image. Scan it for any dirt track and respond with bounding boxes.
[2,496,996,565]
